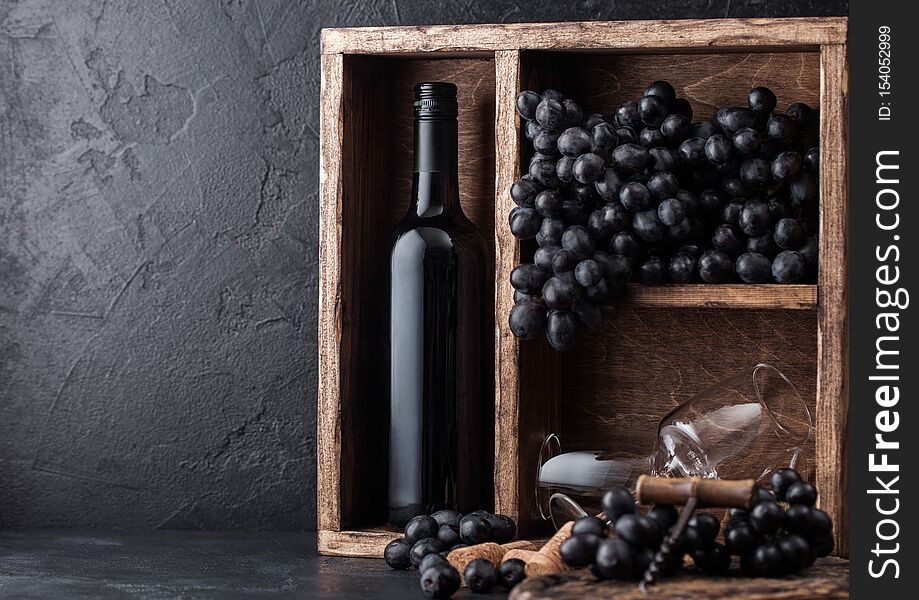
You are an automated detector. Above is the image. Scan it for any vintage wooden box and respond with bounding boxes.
[317,18,848,559]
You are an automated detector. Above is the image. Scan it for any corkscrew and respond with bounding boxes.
[634,475,757,593]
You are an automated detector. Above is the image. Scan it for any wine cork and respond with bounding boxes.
[447,540,539,583]
[524,520,575,578]
[502,548,537,563]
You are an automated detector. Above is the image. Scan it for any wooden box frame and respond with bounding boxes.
[318,17,848,558]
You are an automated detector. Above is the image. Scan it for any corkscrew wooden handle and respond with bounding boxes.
[635,475,757,509]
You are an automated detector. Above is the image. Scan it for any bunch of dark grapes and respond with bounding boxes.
[560,486,727,581]
[509,83,820,350]
[383,509,522,598]
[726,469,834,577]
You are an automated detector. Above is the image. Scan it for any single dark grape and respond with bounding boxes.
[593,538,634,580]
[432,510,463,529]
[633,210,666,243]
[661,113,691,144]
[678,137,707,167]
[638,255,667,283]
[436,524,460,548]
[615,101,643,130]
[508,300,547,340]
[555,155,574,183]
[649,146,677,171]
[589,203,631,242]
[542,277,578,310]
[508,207,542,240]
[573,152,606,184]
[786,481,818,506]
[658,198,685,226]
[595,169,623,202]
[420,563,460,599]
[583,113,606,130]
[560,533,601,568]
[753,543,785,577]
[804,147,819,172]
[647,171,680,201]
[705,134,733,164]
[558,127,591,157]
[619,181,652,212]
[561,225,596,259]
[750,501,785,536]
[529,158,559,187]
[510,176,541,208]
[689,513,721,548]
[562,99,584,128]
[614,514,649,548]
[575,259,603,287]
[647,505,679,532]
[464,558,497,593]
[525,119,540,141]
[537,217,565,247]
[772,150,803,183]
[611,230,643,257]
[716,106,757,135]
[639,95,668,127]
[739,199,770,236]
[644,80,676,105]
[535,97,564,130]
[499,558,526,589]
[786,102,816,130]
[616,126,639,145]
[740,157,772,190]
[533,129,560,155]
[384,538,413,570]
[667,253,696,283]
[772,250,806,283]
[736,252,772,283]
[405,515,440,544]
[411,538,444,568]
[671,97,693,120]
[640,127,666,148]
[784,504,812,536]
[485,514,516,544]
[515,91,541,120]
[572,516,608,538]
[420,552,450,574]
[510,264,550,294]
[806,508,833,541]
[766,114,797,145]
[789,173,818,205]
[591,122,619,154]
[778,533,811,573]
[546,310,578,351]
[458,515,492,545]
[770,468,802,501]
[712,223,744,256]
[725,523,759,556]
[612,143,651,173]
[693,542,731,575]
[670,524,701,556]
[534,189,562,218]
[601,486,636,523]
[748,86,777,113]
[732,127,761,156]
[698,250,733,283]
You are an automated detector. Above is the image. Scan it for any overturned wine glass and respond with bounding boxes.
[536,363,813,528]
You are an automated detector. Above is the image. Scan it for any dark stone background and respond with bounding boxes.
[0,0,846,531]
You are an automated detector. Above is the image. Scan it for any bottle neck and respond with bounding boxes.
[410,118,459,218]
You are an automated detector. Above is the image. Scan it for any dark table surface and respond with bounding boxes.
[0,529,494,599]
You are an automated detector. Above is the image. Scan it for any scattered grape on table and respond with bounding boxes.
[509,82,820,350]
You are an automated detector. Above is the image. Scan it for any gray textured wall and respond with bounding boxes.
[0,0,846,531]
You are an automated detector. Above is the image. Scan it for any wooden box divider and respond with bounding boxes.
[318,17,848,559]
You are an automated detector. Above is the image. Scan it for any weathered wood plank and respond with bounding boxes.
[318,528,401,558]
[494,50,523,525]
[317,53,345,535]
[511,557,849,600]
[816,43,849,558]
[322,18,847,55]
[625,284,817,309]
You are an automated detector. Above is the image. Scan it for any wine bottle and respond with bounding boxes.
[388,82,486,526]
